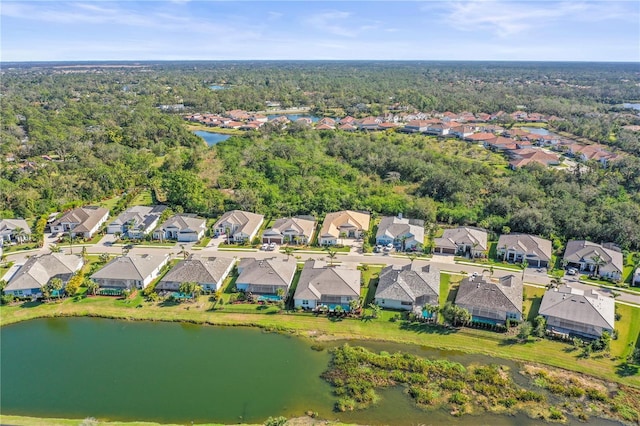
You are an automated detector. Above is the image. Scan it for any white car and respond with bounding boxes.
[261,243,269,251]
[566,268,577,276]
[268,242,277,251]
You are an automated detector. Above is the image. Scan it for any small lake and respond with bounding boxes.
[622,103,640,111]
[209,85,226,90]
[0,318,623,426]
[193,130,232,146]
[521,127,551,136]
[267,114,321,122]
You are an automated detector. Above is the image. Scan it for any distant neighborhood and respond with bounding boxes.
[184,108,622,170]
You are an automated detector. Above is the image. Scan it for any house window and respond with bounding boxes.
[302,300,309,305]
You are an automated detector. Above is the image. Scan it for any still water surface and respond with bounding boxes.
[0,318,622,425]
[193,130,232,146]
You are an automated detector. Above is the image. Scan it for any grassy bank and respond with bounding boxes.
[1,294,639,388]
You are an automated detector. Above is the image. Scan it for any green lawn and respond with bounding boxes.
[523,285,545,322]
[359,265,382,306]
[292,245,351,253]
[130,188,154,206]
[98,195,122,211]
[193,237,211,248]
[2,242,41,253]
[612,303,640,360]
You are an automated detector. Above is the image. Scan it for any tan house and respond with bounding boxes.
[319,210,370,246]
[213,210,264,243]
[262,216,316,245]
[293,259,361,311]
[50,206,109,239]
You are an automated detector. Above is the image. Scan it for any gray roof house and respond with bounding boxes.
[213,210,265,243]
[50,206,109,239]
[0,219,32,244]
[496,233,552,268]
[235,257,297,298]
[293,259,361,311]
[156,256,235,292]
[563,240,624,280]
[375,262,439,315]
[376,215,424,251]
[455,274,523,325]
[262,216,316,245]
[106,205,167,238]
[91,253,169,290]
[319,210,370,246]
[4,253,83,298]
[539,284,615,339]
[153,214,207,243]
[434,227,488,257]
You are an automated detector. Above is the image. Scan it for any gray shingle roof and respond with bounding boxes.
[52,206,109,233]
[214,210,264,236]
[563,240,624,274]
[539,284,615,330]
[236,257,296,287]
[109,205,166,230]
[375,262,439,303]
[455,275,522,314]
[497,233,552,261]
[157,256,235,288]
[434,227,488,251]
[376,216,424,243]
[5,253,83,291]
[157,214,206,233]
[0,219,32,236]
[294,260,361,301]
[91,253,168,281]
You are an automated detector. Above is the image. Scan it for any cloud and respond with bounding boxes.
[305,10,356,37]
[427,1,638,38]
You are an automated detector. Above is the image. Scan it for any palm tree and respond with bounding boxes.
[368,302,381,319]
[13,227,28,244]
[325,247,338,266]
[99,252,110,264]
[81,246,88,263]
[283,247,294,261]
[590,253,606,278]
[407,253,418,264]
[521,260,529,280]
[48,278,64,299]
[276,287,286,300]
[179,281,201,300]
[49,244,62,253]
[84,278,99,296]
[68,232,75,254]
[348,298,361,313]
[178,244,189,260]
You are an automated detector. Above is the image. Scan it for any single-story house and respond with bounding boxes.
[563,240,624,280]
[235,257,297,298]
[433,227,488,257]
[454,274,523,325]
[50,206,109,239]
[539,284,615,340]
[153,214,207,243]
[0,219,32,244]
[319,210,370,246]
[4,253,83,298]
[375,215,424,251]
[91,253,169,290]
[156,256,235,293]
[293,259,361,311]
[262,216,316,245]
[496,234,552,268]
[213,210,264,243]
[375,262,439,316]
[106,205,167,238]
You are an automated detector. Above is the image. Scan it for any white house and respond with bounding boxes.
[262,216,316,245]
[563,240,624,280]
[213,210,264,243]
[91,253,169,290]
[293,259,361,311]
[106,205,167,238]
[0,219,32,244]
[153,214,207,243]
[4,253,83,299]
[375,263,439,315]
[156,256,235,293]
[235,257,297,298]
[375,215,424,251]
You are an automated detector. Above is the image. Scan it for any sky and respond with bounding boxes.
[1,1,639,62]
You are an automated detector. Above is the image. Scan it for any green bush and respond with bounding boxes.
[449,391,468,405]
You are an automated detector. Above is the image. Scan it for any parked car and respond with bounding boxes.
[566,268,577,276]
[268,242,277,251]
[261,243,269,251]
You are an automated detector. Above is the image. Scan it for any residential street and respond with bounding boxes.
[4,235,640,306]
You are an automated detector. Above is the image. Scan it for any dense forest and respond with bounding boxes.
[1,61,640,249]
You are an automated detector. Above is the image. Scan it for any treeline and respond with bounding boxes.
[214,130,640,250]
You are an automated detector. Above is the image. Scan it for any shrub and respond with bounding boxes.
[549,407,565,420]
[449,391,468,405]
